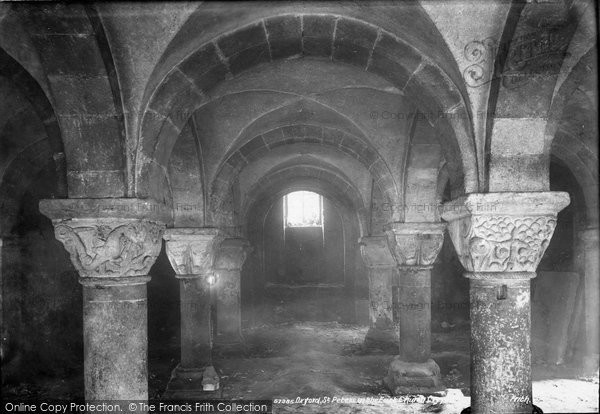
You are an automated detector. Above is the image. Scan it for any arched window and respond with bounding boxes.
[283,191,323,228]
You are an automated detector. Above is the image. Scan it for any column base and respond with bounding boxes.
[364,327,398,352]
[383,357,443,395]
[163,364,220,399]
[460,405,543,414]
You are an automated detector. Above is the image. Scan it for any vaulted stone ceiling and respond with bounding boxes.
[193,59,408,220]
[132,3,479,230]
[0,0,596,232]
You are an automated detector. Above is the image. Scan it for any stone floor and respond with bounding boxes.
[208,322,599,413]
[2,321,598,413]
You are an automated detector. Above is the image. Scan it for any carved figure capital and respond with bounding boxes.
[441,192,570,273]
[163,228,224,276]
[385,222,446,268]
[39,198,167,283]
[214,238,251,271]
[52,218,164,279]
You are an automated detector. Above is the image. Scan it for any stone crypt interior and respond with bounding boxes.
[0,1,599,413]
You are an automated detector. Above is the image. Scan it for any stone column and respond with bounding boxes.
[359,236,398,350]
[580,227,599,374]
[383,222,445,394]
[442,192,570,414]
[0,237,3,356]
[39,198,167,402]
[214,238,250,349]
[163,228,223,396]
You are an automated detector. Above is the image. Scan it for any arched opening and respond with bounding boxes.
[260,191,346,322]
[242,188,364,327]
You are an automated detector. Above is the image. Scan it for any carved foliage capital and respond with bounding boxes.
[163,228,223,276]
[441,192,570,273]
[385,223,445,267]
[53,218,165,279]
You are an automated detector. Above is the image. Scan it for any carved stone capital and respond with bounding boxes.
[385,222,446,268]
[53,219,164,281]
[441,192,570,273]
[163,228,224,277]
[359,236,396,268]
[214,238,251,271]
[39,198,167,284]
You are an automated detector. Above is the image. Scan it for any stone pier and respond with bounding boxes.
[214,238,250,349]
[580,227,599,375]
[0,237,3,353]
[359,236,398,350]
[39,198,166,403]
[383,222,445,394]
[163,228,224,397]
[442,192,570,414]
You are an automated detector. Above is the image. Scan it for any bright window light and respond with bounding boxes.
[283,191,323,227]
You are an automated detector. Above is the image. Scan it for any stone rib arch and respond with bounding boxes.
[210,124,396,219]
[140,3,469,110]
[545,47,597,155]
[136,12,478,201]
[224,95,372,158]
[139,84,384,210]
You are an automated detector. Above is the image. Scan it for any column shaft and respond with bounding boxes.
[39,199,167,403]
[216,269,242,342]
[359,236,398,349]
[368,266,394,330]
[179,276,212,369]
[469,276,532,414]
[384,223,444,394]
[441,192,570,414]
[365,265,397,348]
[581,228,599,371]
[398,267,431,362]
[83,280,149,401]
[0,238,3,352]
[214,238,249,347]
[162,227,223,396]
